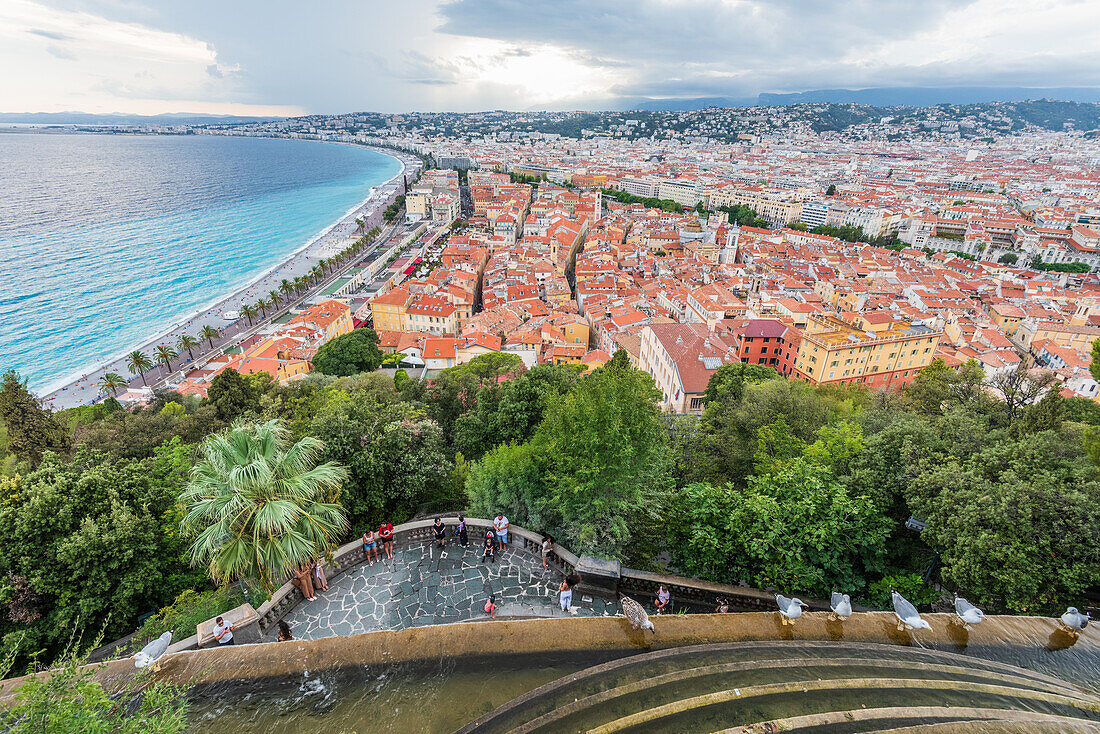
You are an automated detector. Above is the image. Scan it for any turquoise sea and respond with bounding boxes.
[0,133,401,392]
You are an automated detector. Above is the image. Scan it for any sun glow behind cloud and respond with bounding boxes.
[461,42,618,105]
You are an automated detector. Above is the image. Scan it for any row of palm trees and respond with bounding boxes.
[98,228,385,399]
[237,227,382,326]
[97,327,225,398]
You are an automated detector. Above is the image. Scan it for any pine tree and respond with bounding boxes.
[0,370,71,465]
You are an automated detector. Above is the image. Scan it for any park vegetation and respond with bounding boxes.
[0,345,1098,679]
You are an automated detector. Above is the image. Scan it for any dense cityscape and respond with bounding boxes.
[6,60,1100,734]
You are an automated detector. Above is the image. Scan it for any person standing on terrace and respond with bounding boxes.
[379,520,394,560]
[363,527,379,566]
[493,512,510,553]
[456,514,469,547]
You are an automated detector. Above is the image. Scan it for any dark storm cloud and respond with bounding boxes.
[435,0,1100,99]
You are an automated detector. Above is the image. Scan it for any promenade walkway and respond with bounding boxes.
[274,539,610,641]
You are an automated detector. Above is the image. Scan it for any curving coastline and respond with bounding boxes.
[38,142,417,410]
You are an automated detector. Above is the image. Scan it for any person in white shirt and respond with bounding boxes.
[493,512,510,552]
[213,616,234,645]
[541,535,554,571]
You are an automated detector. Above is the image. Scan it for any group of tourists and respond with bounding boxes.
[422,512,512,564]
[291,558,329,602]
[361,520,396,566]
[282,514,590,622]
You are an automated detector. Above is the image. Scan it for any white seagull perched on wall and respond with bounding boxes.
[776,594,807,625]
[134,631,173,671]
[830,591,852,622]
[953,594,984,630]
[891,587,932,632]
[1059,607,1091,637]
[620,594,655,633]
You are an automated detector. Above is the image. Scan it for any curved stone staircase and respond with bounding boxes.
[458,641,1100,734]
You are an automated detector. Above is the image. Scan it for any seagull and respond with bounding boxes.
[953,594,984,630]
[1059,607,1091,637]
[776,594,807,625]
[891,587,932,632]
[134,631,173,671]
[620,594,655,633]
[829,592,852,622]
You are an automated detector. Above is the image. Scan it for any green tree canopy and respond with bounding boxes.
[307,375,451,529]
[908,429,1100,611]
[666,459,889,595]
[532,357,672,559]
[0,443,203,669]
[207,368,269,422]
[0,370,71,466]
[312,329,383,377]
[703,362,781,405]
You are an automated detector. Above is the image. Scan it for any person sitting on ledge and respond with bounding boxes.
[277,621,293,642]
[541,535,555,572]
[654,585,671,614]
[213,616,235,646]
[432,517,447,549]
[484,594,497,619]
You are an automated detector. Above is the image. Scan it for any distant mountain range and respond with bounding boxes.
[0,112,283,125]
[619,87,1100,111]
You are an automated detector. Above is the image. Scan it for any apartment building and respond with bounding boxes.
[658,179,709,208]
[405,293,458,335]
[639,323,737,414]
[792,315,942,389]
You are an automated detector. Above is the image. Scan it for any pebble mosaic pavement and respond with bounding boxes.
[271,539,617,641]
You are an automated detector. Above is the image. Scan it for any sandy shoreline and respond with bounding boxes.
[39,143,417,409]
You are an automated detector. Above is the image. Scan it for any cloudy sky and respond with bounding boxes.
[2,0,1099,115]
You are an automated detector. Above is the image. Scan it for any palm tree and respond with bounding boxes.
[200,325,220,349]
[180,420,348,588]
[318,258,329,275]
[125,350,153,387]
[279,279,294,301]
[98,372,126,398]
[268,290,283,309]
[177,334,200,362]
[293,276,306,294]
[256,298,269,319]
[154,344,178,372]
[240,304,257,326]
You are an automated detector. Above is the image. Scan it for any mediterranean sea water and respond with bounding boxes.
[0,133,402,392]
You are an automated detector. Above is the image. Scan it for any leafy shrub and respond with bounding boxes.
[134,586,260,645]
[867,573,940,610]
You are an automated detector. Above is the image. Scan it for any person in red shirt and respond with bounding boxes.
[379,521,394,560]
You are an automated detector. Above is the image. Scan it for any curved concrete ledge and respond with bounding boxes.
[2,610,1094,704]
[586,678,1099,734]
[718,707,1100,734]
